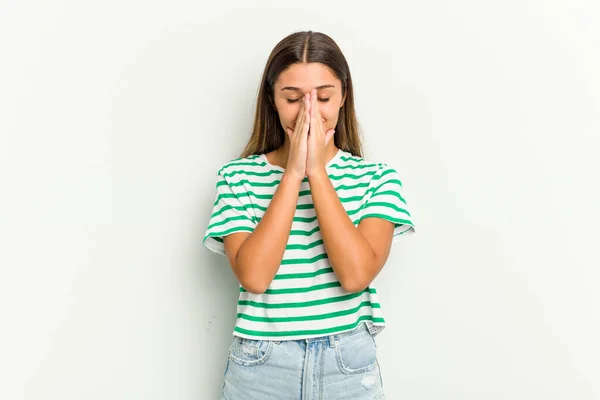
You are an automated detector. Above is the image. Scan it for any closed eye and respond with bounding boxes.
[286,98,330,103]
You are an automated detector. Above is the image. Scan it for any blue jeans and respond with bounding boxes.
[220,322,385,399]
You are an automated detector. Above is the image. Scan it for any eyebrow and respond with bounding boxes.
[280,84,335,92]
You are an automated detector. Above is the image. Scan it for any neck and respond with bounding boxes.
[274,141,339,169]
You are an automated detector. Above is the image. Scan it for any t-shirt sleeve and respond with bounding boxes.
[359,165,415,243]
[202,172,257,256]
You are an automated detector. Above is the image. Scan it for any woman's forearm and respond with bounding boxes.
[235,173,302,293]
[308,170,376,292]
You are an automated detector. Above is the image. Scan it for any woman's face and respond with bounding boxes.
[272,62,345,139]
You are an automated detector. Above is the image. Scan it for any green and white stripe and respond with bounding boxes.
[203,149,415,340]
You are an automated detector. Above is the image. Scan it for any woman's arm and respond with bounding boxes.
[224,93,312,294]
[308,171,395,293]
[223,173,302,294]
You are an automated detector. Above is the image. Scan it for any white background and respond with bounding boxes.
[1,0,599,399]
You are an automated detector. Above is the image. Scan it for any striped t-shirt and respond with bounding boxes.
[203,148,415,340]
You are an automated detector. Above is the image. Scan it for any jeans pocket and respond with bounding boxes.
[335,327,378,374]
[228,336,274,367]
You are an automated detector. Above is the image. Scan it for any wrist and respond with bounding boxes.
[282,171,305,185]
[306,168,329,181]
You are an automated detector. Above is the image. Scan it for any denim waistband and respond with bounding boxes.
[324,321,370,348]
[272,321,372,347]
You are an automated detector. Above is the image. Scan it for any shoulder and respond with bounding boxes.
[213,153,283,193]
[334,150,382,172]
[215,154,270,178]
[335,151,401,181]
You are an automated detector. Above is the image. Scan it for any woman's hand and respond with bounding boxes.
[284,93,311,182]
[306,89,336,178]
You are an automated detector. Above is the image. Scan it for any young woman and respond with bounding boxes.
[203,31,415,400]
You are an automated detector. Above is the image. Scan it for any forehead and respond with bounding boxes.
[275,62,340,93]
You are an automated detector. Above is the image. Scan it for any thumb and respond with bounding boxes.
[325,129,335,146]
[286,128,293,138]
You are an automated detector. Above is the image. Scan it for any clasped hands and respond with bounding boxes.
[284,89,336,180]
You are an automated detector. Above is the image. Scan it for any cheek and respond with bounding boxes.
[318,103,339,121]
[276,103,301,127]
[282,105,300,121]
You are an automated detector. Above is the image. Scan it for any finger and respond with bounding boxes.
[314,91,324,124]
[302,94,310,135]
[311,90,317,119]
[292,96,306,137]
[297,94,308,128]
[305,92,311,112]
[302,106,310,137]
[310,90,317,129]
[316,96,322,121]
[313,91,322,122]
[296,96,305,124]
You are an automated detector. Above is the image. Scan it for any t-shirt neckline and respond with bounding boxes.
[260,148,343,172]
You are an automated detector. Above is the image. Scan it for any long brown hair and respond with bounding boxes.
[239,31,363,158]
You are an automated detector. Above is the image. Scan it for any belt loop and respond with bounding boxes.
[328,334,336,348]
